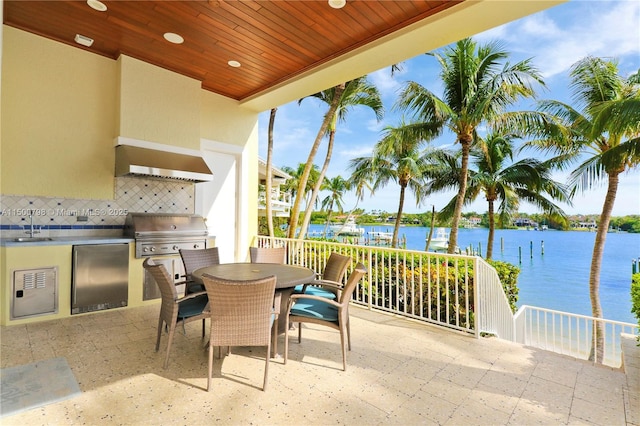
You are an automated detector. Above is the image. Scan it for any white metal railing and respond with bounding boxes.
[514,305,638,368]
[256,235,638,367]
[474,257,517,341]
[256,235,515,337]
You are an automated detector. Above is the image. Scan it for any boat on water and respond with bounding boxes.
[426,227,450,252]
[368,230,393,242]
[329,216,365,236]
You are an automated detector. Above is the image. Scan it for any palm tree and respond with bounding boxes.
[429,133,571,259]
[265,108,277,237]
[349,122,434,248]
[524,56,640,363]
[396,38,545,254]
[296,77,383,240]
[287,84,345,239]
[281,163,319,236]
[321,176,348,236]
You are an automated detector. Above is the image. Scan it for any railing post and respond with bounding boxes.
[474,256,481,339]
[367,248,373,311]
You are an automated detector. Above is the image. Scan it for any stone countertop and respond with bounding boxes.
[0,236,134,247]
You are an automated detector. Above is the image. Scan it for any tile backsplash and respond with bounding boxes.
[0,177,194,238]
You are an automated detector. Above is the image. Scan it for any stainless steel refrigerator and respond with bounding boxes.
[72,244,129,314]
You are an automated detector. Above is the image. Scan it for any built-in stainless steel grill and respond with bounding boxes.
[124,213,208,258]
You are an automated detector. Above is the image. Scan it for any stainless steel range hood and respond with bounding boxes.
[115,145,213,182]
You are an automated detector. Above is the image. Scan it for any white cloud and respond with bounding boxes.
[476,1,640,78]
[369,68,401,98]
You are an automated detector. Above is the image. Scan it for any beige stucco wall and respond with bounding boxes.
[118,55,202,150]
[200,90,259,244]
[1,26,117,199]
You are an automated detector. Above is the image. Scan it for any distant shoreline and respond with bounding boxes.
[316,222,637,233]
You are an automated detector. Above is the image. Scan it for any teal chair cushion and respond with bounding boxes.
[293,284,337,300]
[178,294,208,319]
[290,298,338,322]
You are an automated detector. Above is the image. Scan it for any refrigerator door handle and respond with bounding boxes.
[72,249,78,305]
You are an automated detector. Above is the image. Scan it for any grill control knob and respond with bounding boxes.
[193,243,200,249]
[143,247,148,252]
[172,245,179,251]
[150,247,156,252]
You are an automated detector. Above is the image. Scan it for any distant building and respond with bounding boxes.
[461,216,482,227]
[258,158,292,218]
[574,221,597,230]
[513,218,539,228]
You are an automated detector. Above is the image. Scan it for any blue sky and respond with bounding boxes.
[258,0,640,217]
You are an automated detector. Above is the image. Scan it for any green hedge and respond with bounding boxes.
[631,273,640,327]
[488,260,521,313]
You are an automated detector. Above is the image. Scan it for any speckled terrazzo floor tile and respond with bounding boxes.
[420,375,473,407]
[477,368,529,397]
[446,398,513,426]
[509,398,570,425]
[570,396,627,425]
[376,367,430,397]
[390,351,446,379]
[576,362,627,391]
[573,376,626,409]
[383,409,440,426]
[435,358,490,388]
[520,375,574,417]
[399,389,459,424]
[531,356,581,388]
[0,304,630,426]
[466,381,521,415]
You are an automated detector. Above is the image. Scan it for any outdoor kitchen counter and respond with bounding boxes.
[0,236,134,247]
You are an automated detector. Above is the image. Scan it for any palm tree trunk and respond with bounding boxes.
[392,184,406,248]
[298,130,335,240]
[448,139,471,254]
[486,199,495,259]
[323,208,333,237]
[588,172,619,364]
[266,108,277,238]
[287,84,345,238]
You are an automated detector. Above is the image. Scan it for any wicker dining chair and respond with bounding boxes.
[285,262,367,371]
[201,273,278,391]
[249,246,286,264]
[179,247,220,294]
[143,258,209,369]
[295,252,351,300]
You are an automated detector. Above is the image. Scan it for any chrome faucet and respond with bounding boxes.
[25,210,41,237]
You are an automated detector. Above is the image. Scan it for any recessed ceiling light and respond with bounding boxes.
[74,34,94,47]
[163,32,184,44]
[328,0,346,9]
[86,0,107,12]
[228,60,241,68]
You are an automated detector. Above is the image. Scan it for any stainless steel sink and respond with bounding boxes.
[12,237,54,242]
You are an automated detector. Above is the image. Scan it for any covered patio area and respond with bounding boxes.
[0,304,631,425]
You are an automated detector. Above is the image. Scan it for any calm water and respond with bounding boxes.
[308,224,640,323]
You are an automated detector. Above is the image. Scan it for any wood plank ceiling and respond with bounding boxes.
[3,0,461,101]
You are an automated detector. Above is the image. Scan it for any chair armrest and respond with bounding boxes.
[176,290,207,303]
[287,293,341,310]
[312,279,343,290]
[300,279,342,293]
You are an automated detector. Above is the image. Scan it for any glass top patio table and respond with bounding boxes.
[192,263,315,288]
